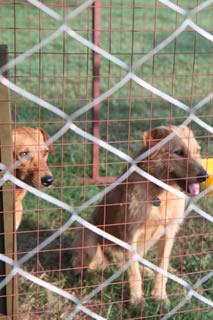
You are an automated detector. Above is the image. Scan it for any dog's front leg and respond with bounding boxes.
[127,250,143,304]
[151,226,177,304]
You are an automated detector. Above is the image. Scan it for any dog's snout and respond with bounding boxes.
[197,169,208,183]
[41,175,54,186]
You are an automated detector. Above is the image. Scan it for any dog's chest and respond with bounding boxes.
[128,187,152,223]
[129,186,186,226]
[148,190,186,226]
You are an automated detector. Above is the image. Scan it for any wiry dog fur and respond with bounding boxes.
[72,126,208,304]
[13,126,54,229]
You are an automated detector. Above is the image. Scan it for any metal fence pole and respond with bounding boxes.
[92,0,101,181]
[0,44,17,318]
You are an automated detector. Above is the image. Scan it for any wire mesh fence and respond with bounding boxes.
[1,0,213,318]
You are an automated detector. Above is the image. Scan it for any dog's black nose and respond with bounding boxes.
[41,175,54,186]
[196,169,208,183]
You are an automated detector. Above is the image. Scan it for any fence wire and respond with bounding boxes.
[0,0,213,318]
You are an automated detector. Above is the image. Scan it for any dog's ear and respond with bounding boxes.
[39,128,55,154]
[143,126,171,149]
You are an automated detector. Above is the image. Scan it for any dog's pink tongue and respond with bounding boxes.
[188,183,200,196]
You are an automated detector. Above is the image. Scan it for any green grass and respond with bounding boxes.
[1,0,213,319]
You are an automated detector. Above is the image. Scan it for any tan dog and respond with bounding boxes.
[72,126,208,304]
[13,126,54,229]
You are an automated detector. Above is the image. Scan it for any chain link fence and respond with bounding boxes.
[1,0,213,318]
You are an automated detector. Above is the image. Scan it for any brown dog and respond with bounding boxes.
[13,126,54,229]
[72,126,208,304]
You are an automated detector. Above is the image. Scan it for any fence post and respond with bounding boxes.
[92,0,102,181]
[0,44,17,318]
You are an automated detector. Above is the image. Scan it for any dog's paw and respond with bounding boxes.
[151,288,170,306]
[130,291,143,304]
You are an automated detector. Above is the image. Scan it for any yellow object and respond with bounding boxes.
[201,158,213,194]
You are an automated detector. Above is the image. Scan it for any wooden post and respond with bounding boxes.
[0,44,17,318]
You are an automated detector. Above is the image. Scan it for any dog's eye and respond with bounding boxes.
[19,152,28,157]
[44,150,49,157]
[174,150,184,157]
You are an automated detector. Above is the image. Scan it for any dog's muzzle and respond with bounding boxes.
[196,169,209,183]
[188,169,208,196]
[41,175,54,187]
